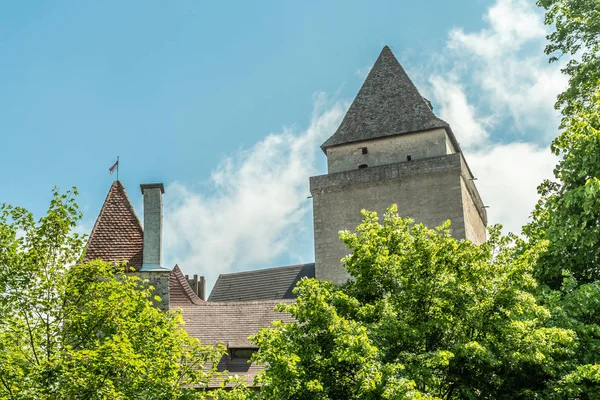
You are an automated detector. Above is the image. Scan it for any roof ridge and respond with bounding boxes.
[216,262,314,278]
[183,299,295,307]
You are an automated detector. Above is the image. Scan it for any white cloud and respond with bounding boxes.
[355,66,372,80]
[162,95,346,290]
[466,144,556,235]
[160,0,566,291]
[429,73,556,235]
[429,76,490,148]
[423,0,564,235]
[438,0,567,138]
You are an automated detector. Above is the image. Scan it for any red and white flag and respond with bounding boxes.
[109,160,119,175]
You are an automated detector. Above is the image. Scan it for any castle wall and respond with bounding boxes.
[311,153,470,285]
[326,128,452,174]
[460,176,487,244]
[132,270,170,311]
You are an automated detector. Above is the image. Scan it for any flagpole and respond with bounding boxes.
[117,156,119,181]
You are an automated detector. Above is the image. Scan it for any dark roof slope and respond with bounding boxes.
[84,181,144,269]
[208,263,315,302]
[180,300,295,387]
[321,46,449,150]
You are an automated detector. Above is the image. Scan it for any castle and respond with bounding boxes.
[85,46,486,388]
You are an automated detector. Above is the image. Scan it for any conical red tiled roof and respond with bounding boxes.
[84,181,144,270]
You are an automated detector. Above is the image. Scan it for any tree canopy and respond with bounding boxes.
[0,188,247,400]
[520,1,600,396]
[252,208,576,399]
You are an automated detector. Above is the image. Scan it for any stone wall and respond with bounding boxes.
[310,153,486,285]
[325,128,451,174]
[133,270,170,311]
[460,176,487,244]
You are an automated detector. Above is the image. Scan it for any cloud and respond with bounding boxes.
[466,144,557,236]
[160,0,565,291]
[162,94,346,290]
[355,66,372,80]
[429,76,490,148]
[433,0,567,139]
[429,73,556,235]
[424,0,565,234]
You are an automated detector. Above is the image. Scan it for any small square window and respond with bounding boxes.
[407,155,412,161]
[361,147,368,154]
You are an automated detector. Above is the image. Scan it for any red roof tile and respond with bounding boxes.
[169,265,205,306]
[84,180,144,270]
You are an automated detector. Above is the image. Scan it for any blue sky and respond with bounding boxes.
[0,0,565,289]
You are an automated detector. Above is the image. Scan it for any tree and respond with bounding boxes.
[528,0,600,288]
[0,188,247,399]
[537,0,600,117]
[521,1,600,396]
[252,207,575,399]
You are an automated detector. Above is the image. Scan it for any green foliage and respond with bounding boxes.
[0,188,248,399]
[524,2,600,396]
[526,93,600,288]
[252,207,575,399]
[537,0,600,117]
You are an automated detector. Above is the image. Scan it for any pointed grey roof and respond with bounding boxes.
[321,46,450,150]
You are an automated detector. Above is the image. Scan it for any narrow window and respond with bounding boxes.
[358,164,368,169]
[407,155,412,161]
[361,147,368,154]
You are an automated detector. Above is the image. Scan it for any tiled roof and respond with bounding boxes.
[208,263,315,302]
[178,300,295,387]
[321,46,451,150]
[169,265,205,306]
[84,180,144,270]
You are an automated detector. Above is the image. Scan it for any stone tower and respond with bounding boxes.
[310,46,487,284]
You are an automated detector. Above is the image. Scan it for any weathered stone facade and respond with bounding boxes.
[311,46,487,285]
[311,152,487,284]
[326,128,452,173]
[133,270,171,311]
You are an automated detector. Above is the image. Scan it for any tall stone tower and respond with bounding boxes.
[310,46,487,284]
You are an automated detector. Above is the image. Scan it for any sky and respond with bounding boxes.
[0,0,566,290]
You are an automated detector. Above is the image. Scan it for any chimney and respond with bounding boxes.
[140,183,167,271]
[198,276,206,301]
[185,274,207,301]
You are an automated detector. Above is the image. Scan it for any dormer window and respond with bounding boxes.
[226,345,256,372]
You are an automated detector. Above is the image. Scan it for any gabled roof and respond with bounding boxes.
[321,46,450,150]
[179,299,295,387]
[169,264,205,306]
[84,180,144,270]
[208,263,315,302]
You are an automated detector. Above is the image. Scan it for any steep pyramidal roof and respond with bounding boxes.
[84,180,144,270]
[321,46,450,150]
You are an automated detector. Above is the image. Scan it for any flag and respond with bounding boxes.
[109,160,119,175]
